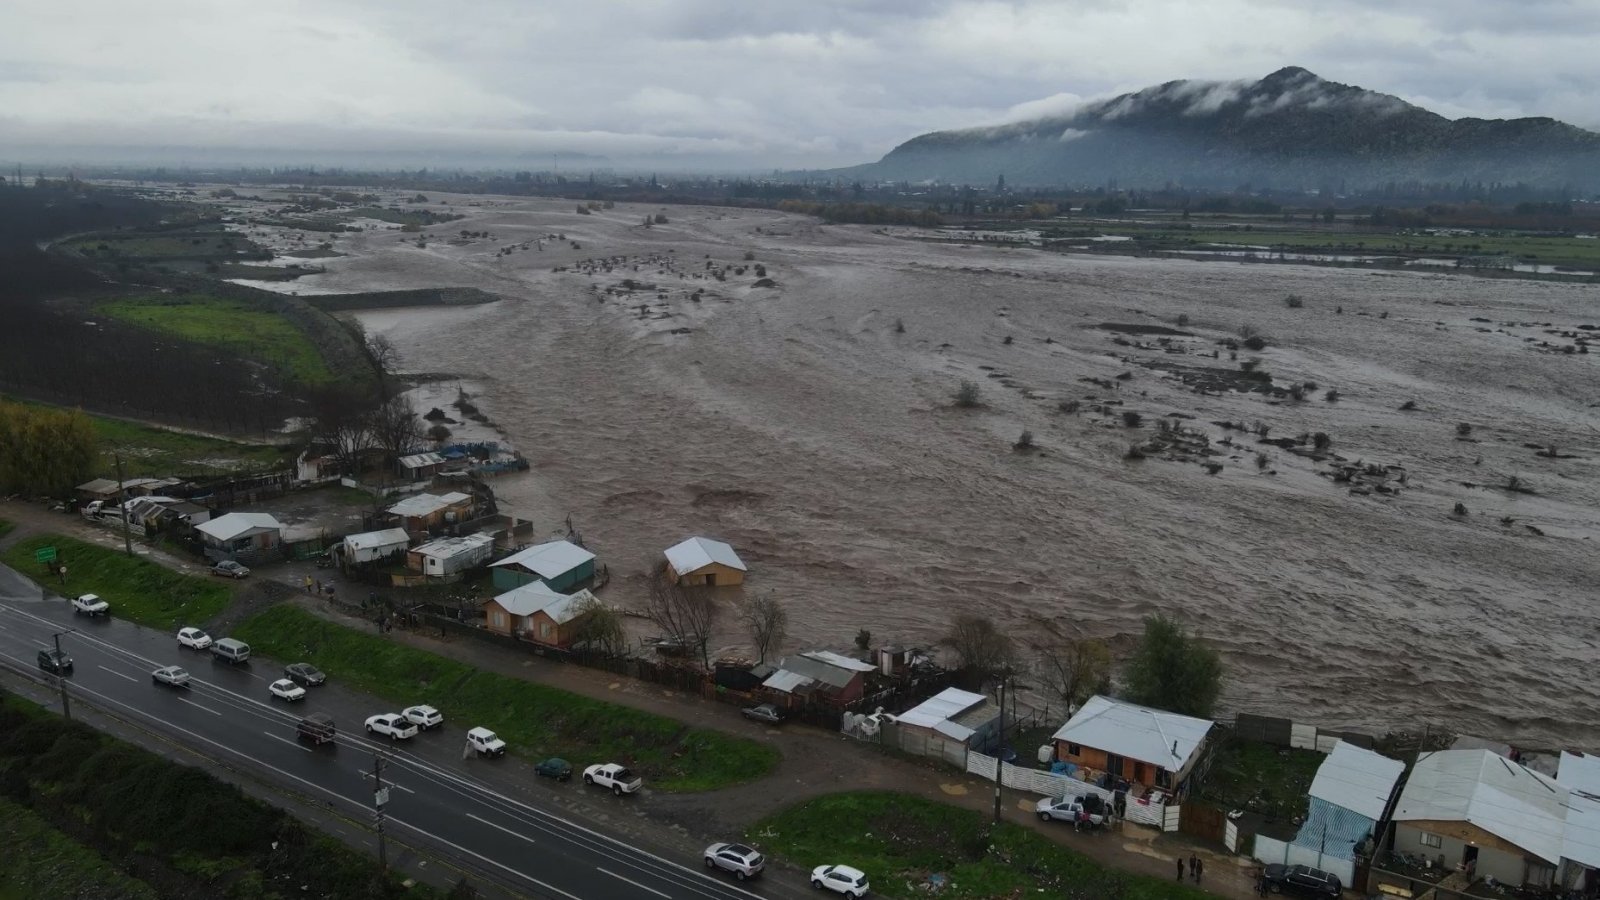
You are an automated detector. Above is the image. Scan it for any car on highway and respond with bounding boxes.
[703,842,765,880]
[365,713,419,741]
[152,665,191,687]
[1262,863,1342,897]
[740,703,784,725]
[269,678,307,702]
[37,648,73,674]
[284,663,326,687]
[297,713,336,747]
[467,728,506,758]
[176,627,213,650]
[72,593,109,617]
[811,864,870,897]
[582,763,642,795]
[402,705,443,730]
[534,757,571,780]
[209,560,250,579]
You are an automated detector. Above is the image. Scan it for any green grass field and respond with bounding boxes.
[96,293,333,383]
[1,534,232,631]
[0,797,160,900]
[1123,227,1600,268]
[0,520,11,540]
[88,414,289,476]
[751,792,1208,900]
[1197,733,1325,821]
[62,230,249,260]
[233,604,780,792]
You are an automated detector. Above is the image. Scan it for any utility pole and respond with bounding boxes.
[370,753,389,869]
[52,631,72,720]
[993,676,1006,824]
[111,450,133,557]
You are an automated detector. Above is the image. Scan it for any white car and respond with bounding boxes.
[269,678,307,702]
[177,627,213,650]
[365,713,418,741]
[151,665,191,687]
[72,594,110,616]
[467,727,506,758]
[402,705,443,730]
[811,864,870,898]
[582,763,642,795]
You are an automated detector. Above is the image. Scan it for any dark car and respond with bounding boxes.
[296,714,336,747]
[535,758,572,781]
[37,648,73,674]
[1263,864,1341,897]
[741,703,784,725]
[285,663,326,687]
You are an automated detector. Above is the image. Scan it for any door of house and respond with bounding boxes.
[1133,761,1147,784]
[704,573,716,586]
[1462,844,1478,875]
[1105,753,1126,778]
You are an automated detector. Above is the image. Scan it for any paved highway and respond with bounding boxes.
[0,569,812,900]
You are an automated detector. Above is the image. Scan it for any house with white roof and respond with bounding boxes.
[339,528,411,564]
[397,451,449,481]
[482,581,599,648]
[195,512,283,563]
[754,650,875,706]
[892,687,1002,755]
[1556,752,1600,892]
[1050,695,1215,798]
[1254,741,1404,888]
[663,536,746,587]
[490,539,596,592]
[407,533,495,576]
[384,491,474,532]
[1389,748,1600,890]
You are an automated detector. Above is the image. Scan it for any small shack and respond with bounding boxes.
[384,491,474,533]
[663,536,747,587]
[489,539,596,592]
[894,687,1003,755]
[757,650,874,706]
[1255,741,1404,888]
[397,451,448,481]
[408,533,495,576]
[195,512,284,564]
[341,528,411,564]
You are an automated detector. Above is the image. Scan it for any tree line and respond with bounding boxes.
[0,399,98,497]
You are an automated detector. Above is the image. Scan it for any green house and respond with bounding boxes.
[490,539,596,592]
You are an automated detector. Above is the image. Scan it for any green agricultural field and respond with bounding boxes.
[233,605,780,792]
[1,534,231,630]
[0,797,160,900]
[1128,227,1600,268]
[345,206,460,227]
[62,229,252,260]
[752,792,1208,900]
[97,293,333,383]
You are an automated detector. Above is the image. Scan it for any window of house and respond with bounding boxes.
[492,611,505,628]
[540,622,551,638]
[1067,743,1081,756]
[1418,832,1442,848]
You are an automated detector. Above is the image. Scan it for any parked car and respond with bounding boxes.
[72,594,109,617]
[582,763,642,795]
[37,648,73,674]
[284,663,326,687]
[151,665,191,687]
[403,705,443,730]
[1263,864,1342,897]
[534,757,571,780]
[269,678,307,702]
[210,638,250,664]
[811,864,870,897]
[209,560,250,579]
[177,627,213,650]
[297,713,336,746]
[1035,795,1108,828]
[466,727,506,758]
[740,703,784,725]
[703,842,765,880]
[365,713,418,741]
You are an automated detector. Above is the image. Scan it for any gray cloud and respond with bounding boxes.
[1,0,1597,172]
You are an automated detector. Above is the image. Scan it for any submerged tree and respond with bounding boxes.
[740,592,788,665]
[1122,614,1222,718]
[644,563,718,668]
[940,614,1015,678]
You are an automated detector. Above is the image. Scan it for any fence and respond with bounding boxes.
[962,750,1181,831]
[1254,834,1356,888]
[1233,713,1376,753]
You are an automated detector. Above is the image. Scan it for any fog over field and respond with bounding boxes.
[244,195,1600,747]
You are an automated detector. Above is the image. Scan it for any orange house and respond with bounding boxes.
[663,536,747,587]
[482,581,598,649]
[1051,695,1214,796]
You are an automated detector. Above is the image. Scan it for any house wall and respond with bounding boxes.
[491,559,593,593]
[1394,825,1531,886]
[483,602,516,636]
[670,561,744,587]
[526,611,583,648]
[1054,740,1166,788]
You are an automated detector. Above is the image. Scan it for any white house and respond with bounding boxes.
[340,528,411,564]
[408,533,495,576]
[663,536,747,586]
[1051,695,1215,798]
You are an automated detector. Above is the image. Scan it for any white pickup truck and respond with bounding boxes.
[583,763,642,795]
[72,594,110,617]
[364,713,418,741]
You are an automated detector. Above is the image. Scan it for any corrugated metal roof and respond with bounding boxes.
[386,492,470,518]
[399,452,446,469]
[491,580,564,617]
[1310,741,1405,821]
[761,669,813,693]
[344,528,411,552]
[1291,796,1377,861]
[489,540,595,578]
[773,654,859,690]
[1050,695,1214,771]
[934,720,977,742]
[664,537,746,574]
[196,512,283,542]
[1393,749,1568,864]
[801,650,875,673]
[412,532,494,558]
[1559,752,1600,796]
[897,687,988,730]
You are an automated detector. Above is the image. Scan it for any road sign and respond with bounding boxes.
[35,547,57,563]
[374,787,390,807]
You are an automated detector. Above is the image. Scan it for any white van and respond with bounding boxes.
[211,638,251,665]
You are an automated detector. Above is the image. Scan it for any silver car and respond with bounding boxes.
[152,665,191,687]
[703,842,765,880]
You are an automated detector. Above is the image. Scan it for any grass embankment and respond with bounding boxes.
[0,520,12,541]
[1,535,230,630]
[1129,227,1600,268]
[89,414,289,476]
[0,796,160,900]
[96,293,334,384]
[1198,734,1324,821]
[751,792,1208,900]
[0,691,435,899]
[234,605,779,792]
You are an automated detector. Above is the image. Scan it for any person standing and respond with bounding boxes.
[304,575,313,594]
[1189,855,1198,881]
[1176,856,1184,881]
[1194,856,1204,885]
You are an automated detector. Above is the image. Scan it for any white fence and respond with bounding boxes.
[1253,835,1355,887]
[966,752,1179,831]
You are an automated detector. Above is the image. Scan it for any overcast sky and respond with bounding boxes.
[3,0,1598,172]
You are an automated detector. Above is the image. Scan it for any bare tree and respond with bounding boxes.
[643,563,718,668]
[309,386,375,476]
[1032,625,1112,712]
[939,614,1015,678]
[370,394,422,468]
[740,593,788,664]
[568,595,628,658]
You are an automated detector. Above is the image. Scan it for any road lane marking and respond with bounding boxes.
[465,813,534,844]
[97,665,138,683]
[386,817,583,900]
[599,867,672,899]
[177,697,223,716]
[263,732,312,753]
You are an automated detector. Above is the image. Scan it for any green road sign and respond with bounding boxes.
[34,547,57,564]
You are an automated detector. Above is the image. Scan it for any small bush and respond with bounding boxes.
[1399,400,1417,411]
[1312,432,1332,451]
[1255,452,1269,470]
[426,424,452,442]
[1204,462,1224,475]
[743,250,756,261]
[953,380,982,408]
[894,317,905,334]
[1002,335,1014,345]
[1121,411,1144,428]
[1285,294,1304,309]
[1243,335,1267,351]
[1124,443,1147,460]
[1058,399,1081,415]
[1324,389,1340,402]
[1014,430,1035,451]
[1240,358,1261,373]
[1456,422,1473,437]
[1177,314,1190,327]
[1453,502,1468,516]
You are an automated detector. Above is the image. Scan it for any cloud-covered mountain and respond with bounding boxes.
[832,67,1600,189]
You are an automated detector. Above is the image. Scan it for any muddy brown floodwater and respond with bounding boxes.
[253,193,1600,748]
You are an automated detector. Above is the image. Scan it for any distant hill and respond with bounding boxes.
[829,68,1600,190]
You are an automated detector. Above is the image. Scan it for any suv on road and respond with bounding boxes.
[37,648,73,674]
[704,843,765,880]
[468,728,507,758]
[210,638,250,665]
[1263,863,1342,897]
